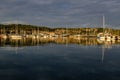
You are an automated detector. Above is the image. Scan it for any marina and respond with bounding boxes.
[1,16,120,41]
[0,25,120,40]
[0,20,120,80]
[1,0,120,80]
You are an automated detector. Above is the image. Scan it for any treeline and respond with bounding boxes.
[0,24,120,36]
[0,24,52,31]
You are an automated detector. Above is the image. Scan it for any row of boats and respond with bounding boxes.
[0,33,119,41]
[0,34,23,39]
[0,34,69,39]
[97,33,118,41]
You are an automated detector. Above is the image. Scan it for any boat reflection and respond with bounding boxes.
[0,37,120,48]
[0,37,120,64]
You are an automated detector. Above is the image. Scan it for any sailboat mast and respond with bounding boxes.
[102,15,105,63]
[103,15,105,28]
[103,15,105,33]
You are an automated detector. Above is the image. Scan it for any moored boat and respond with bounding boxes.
[9,35,22,39]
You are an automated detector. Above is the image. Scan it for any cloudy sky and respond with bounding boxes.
[0,0,120,27]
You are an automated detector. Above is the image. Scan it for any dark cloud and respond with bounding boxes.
[0,0,120,27]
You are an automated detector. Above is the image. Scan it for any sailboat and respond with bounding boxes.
[97,15,113,41]
[97,15,106,41]
[10,35,22,39]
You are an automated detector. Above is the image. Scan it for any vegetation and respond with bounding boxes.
[0,24,120,36]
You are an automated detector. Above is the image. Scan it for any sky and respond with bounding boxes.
[0,0,120,28]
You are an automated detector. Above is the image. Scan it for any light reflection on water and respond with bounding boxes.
[0,38,120,80]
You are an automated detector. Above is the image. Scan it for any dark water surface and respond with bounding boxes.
[0,43,120,80]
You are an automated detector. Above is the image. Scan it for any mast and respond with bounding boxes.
[102,15,105,33]
[103,15,105,29]
[102,15,105,63]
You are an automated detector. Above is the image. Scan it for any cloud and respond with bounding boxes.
[0,0,120,27]
[29,0,55,5]
[1,20,26,24]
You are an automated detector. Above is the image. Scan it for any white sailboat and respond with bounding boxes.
[97,16,105,41]
[97,15,112,41]
[10,35,22,39]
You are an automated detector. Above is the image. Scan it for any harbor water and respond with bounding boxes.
[0,38,120,80]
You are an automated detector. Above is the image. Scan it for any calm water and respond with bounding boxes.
[0,38,120,80]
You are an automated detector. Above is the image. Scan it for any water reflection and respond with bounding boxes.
[0,37,120,47]
[0,38,120,80]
